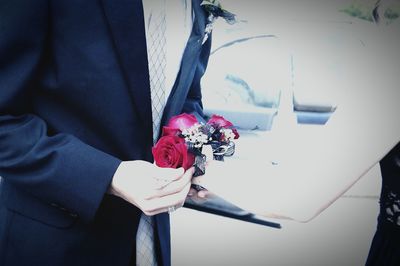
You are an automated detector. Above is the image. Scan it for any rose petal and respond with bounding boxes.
[152,135,194,170]
[167,113,198,131]
[207,114,233,128]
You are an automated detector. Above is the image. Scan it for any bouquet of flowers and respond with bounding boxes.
[152,113,239,177]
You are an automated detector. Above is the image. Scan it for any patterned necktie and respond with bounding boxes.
[136,1,167,266]
[136,215,157,266]
[149,1,167,142]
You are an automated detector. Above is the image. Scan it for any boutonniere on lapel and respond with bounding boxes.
[200,0,237,44]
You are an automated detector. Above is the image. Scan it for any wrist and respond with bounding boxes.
[108,161,125,197]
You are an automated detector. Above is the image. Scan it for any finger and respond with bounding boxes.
[191,175,203,187]
[197,189,209,198]
[187,187,197,197]
[155,167,185,182]
[186,192,208,204]
[143,185,190,215]
[144,168,192,200]
[144,200,186,216]
[153,167,194,198]
[142,182,191,214]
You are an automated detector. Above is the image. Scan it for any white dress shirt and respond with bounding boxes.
[142,0,193,101]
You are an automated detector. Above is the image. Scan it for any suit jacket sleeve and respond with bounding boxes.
[0,1,121,223]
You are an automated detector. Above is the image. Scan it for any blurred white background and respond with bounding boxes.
[171,1,399,265]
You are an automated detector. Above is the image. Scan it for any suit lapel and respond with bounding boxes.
[100,0,153,132]
[100,0,207,138]
[161,0,207,127]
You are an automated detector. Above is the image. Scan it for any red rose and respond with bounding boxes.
[152,135,195,170]
[207,114,233,128]
[167,113,198,131]
[207,114,239,139]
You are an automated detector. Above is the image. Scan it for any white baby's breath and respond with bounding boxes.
[182,123,209,148]
[220,128,235,142]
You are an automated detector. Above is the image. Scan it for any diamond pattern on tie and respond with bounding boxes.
[149,6,167,143]
[136,214,157,266]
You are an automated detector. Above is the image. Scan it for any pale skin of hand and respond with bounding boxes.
[109,160,194,216]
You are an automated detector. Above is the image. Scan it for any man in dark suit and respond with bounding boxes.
[0,0,212,265]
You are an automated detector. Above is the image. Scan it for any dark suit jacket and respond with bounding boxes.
[0,0,211,265]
